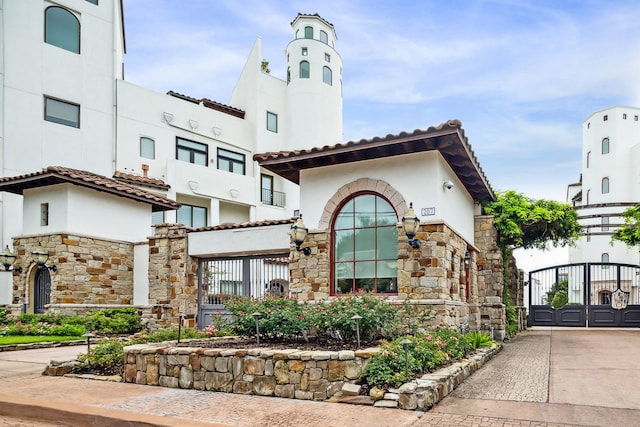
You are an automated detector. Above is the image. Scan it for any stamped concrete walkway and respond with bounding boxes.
[2,328,640,426]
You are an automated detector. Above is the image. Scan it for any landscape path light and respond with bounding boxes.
[351,314,363,348]
[252,312,262,345]
[83,332,95,355]
[400,338,412,378]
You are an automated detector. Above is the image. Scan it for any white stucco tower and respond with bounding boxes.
[286,14,343,149]
[567,106,640,265]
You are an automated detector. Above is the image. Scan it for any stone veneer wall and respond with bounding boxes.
[122,341,502,411]
[147,224,198,328]
[11,234,134,312]
[473,216,506,340]
[290,221,479,331]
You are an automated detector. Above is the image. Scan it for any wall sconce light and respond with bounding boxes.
[0,245,21,273]
[443,180,454,190]
[290,215,311,256]
[32,246,56,272]
[401,203,421,249]
[464,250,470,270]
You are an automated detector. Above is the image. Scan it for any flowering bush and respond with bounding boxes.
[363,327,469,388]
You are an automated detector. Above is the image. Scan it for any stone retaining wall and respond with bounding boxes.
[123,341,501,411]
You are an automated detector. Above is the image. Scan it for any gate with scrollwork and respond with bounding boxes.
[528,262,640,327]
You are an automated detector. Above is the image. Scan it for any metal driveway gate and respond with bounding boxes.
[197,254,290,327]
[529,262,640,327]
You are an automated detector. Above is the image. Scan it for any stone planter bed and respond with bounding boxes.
[123,340,501,411]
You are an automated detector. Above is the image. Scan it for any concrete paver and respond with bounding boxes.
[2,328,640,426]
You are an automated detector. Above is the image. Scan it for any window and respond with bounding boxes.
[300,61,310,79]
[45,7,80,54]
[600,291,611,305]
[586,151,591,168]
[587,122,590,128]
[302,47,308,56]
[602,177,609,194]
[140,137,155,159]
[325,53,330,62]
[304,26,313,39]
[602,216,609,231]
[635,115,639,121]
[287,67,291,84]
[85,0,98,4]
[623,113,627,119]
[176,137,208,166]
[217,148,245,175]
[320,30,328,44]
[333,193,398,294]
[40,203,49,227]
[177,204,207,228]
[267,111,278,132]
[44,96,80,128]
[586,189,590,205]
[603,115,608,121]
[602,137,610,154]
[323,66,332,85]
[151,211,164,225]
[261,174,274,205]
[601,253,610,266]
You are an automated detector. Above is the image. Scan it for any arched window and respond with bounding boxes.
[332,193,398,294]
[304,26,313,39]
[602,137,610,154]
[586,151,590,168]
[45,6,80,54]
[323,66,332,85]
[601,253,609,263]
[300,61,310,79]
[287,67,291,84]
[320,30,328,44]
[586,189,590,204]
[602,177,609,194]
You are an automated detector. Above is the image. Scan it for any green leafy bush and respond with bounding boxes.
[0,307,8,325]
[85,308,142,334]
[465,331,494,349]
[363,327,468,389]
[76,339,125,375]
[551,289,569,309]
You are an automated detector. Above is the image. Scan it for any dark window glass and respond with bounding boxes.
[304,26,313,39]
[176,137,208,166]
[267,112,278,132]
[44,96,80,128]
[602,137,610,154]
[323,66,332,85]
[217,148,245,175]
[320,30,328,44]
[177,205,207,228]
[300,61,310,79]
[45,7,80,53]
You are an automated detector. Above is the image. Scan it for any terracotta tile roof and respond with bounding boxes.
[167,91,246,119]
[113,171,170,190]
[190,218,295,232]
[0,166,180,212]
[254,120,495,201]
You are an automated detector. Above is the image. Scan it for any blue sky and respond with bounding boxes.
[122,0,640,202]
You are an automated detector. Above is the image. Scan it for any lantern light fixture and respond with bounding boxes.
[31,245,57,272]
[290,215,311,256]
[0,245,21,273]
[401,202,421,249]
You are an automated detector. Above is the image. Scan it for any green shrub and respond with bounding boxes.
[76,339,125,375]
[132,327,206,343]
[47,324,86,337]
[0,307,8,325]
[85,308,142,334]
[551,290,568,309]
[465,331,494,349]
[363,327,468,389]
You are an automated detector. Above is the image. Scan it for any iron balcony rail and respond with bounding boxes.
[261,188,286,207]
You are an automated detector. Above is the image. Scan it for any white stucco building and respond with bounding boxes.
[567,106,640,266]
[0,1,342,304]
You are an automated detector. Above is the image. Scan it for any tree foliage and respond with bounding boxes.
[611,203,640,248]
[482,190,581,250]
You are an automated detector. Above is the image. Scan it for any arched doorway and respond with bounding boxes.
[33,267,51,313]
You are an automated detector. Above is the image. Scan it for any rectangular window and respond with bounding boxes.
[302,47,308,56]
[623,113,627,119]
[635,115,638,121]
[140,137,155,159]
[151,211,164,225]
[320,30,328,44]
[176,137,208,166]
[177,204,207,228]
[261,174,286,207]
[325,53,330,62]
[603,115,608,121]
[85,0,98,4]
[217,148,245,175]
[267,111,278,132]
[602,216,609,231]
[44,96,80,128]
[40,203,49,226]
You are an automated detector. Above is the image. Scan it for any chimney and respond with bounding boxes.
[141,164,149,177]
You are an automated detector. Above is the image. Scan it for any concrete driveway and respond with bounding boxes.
[2,328,640,426]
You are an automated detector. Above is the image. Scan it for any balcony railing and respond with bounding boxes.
[261,188,286,207]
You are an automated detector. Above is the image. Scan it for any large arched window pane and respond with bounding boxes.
[602,177,609,194]
[602,137,610,154]
[300,61,310,79]
[304,26,313,39]
[45,7,80,54]
[333,194,398,294]
[323,66,332,85]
